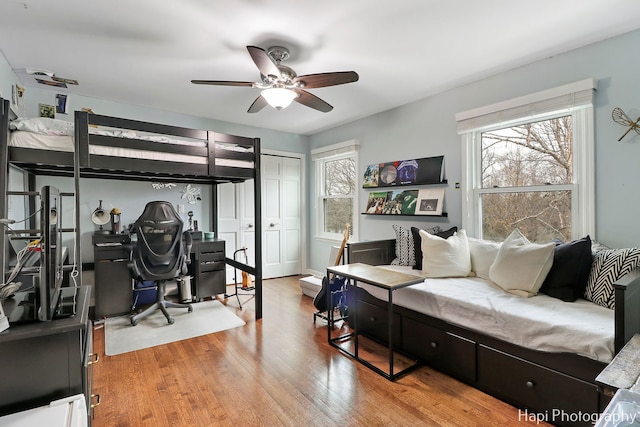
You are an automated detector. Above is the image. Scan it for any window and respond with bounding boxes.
[457,79,595,242]
[312,140,359,240]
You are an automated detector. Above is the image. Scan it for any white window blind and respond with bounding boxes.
[455,78,596,133]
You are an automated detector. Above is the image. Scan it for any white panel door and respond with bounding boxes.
[217,182,238,284]
[217,154,301,281]
[262,155,301,278]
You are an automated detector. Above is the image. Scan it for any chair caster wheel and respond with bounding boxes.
[188,306,193,312]
[168,317,175,325]
[131,319,138,326]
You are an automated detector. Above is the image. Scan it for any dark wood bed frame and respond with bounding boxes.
[0,98,264,319]
[346,238,640,427]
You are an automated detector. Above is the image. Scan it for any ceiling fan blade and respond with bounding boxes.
[191,80,254,87]
[294,90,333,113]
[293,71,359,89]
[246,46,281,79]
[247,95,268,113]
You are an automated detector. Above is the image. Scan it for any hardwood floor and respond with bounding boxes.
[91,276,549,426]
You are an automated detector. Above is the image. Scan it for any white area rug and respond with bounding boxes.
[104,300,245,356]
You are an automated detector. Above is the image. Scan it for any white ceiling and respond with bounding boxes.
[1,0,640,136]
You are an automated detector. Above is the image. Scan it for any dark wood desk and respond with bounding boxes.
[326,263,424,381]
[93,234,226,318]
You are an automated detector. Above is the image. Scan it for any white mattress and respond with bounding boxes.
[9,131,254,168]
[358,265,614,362]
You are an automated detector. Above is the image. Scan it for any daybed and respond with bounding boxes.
[0,98,264,319]
[345,226,640,427]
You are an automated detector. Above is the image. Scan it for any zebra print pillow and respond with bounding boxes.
[584,247,640,309]
[391,224,415,266]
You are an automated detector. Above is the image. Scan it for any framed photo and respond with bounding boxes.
[363,164,379,188]
[365,191,389,214]
[415,188,445,216]
[382,190,418,215]
[39,103,55,118]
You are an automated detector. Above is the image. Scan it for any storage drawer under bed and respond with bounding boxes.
[477,345,598,427]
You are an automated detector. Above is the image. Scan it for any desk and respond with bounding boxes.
[92,235,226,318]
[326,263,424,381]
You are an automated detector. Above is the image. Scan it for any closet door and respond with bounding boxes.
[217,154,302,281]
[262,155,301,278]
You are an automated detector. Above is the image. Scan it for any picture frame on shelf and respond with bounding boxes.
[415,188,445,216]
[365,191,389,214]
[362,155,445,188]
[363,164,379,187]
[382,189,418,215]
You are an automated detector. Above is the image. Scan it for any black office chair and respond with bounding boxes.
[129,201,193,326]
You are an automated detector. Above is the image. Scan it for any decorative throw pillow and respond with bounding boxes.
[412,226,457,270]
[468,237,501,280]
[391,224,415,266]
[539,236,593,302]
[419,229,471,277]
[584,247,640,309]
[488,229,555,297]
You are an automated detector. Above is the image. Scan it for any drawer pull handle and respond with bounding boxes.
[90,394,101,408]
[88,353,99,365]
[430,342,438,349]
[525,380,535,388]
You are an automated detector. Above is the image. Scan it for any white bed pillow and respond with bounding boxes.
[489,229,555,297]
[420,229,471,277]
[468,237,501,280]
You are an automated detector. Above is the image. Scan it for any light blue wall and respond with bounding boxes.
[0,52,18,105]
[308,29,640,273]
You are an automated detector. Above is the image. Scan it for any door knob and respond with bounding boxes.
[270,222,279,227]
[247,224,253,228]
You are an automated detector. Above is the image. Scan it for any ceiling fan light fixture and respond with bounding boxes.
[262,87,297,110]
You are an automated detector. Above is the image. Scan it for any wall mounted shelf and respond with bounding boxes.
[361,212,448,217]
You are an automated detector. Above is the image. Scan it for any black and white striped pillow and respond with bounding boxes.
[391,224,415,266]
[584,247,640,309]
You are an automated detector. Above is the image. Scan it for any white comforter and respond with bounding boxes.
[358,265,614,362]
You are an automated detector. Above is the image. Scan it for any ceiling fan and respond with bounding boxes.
[191,46,359,113]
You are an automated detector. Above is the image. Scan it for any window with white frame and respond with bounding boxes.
[312,140,359,240]
[456,79,596,242]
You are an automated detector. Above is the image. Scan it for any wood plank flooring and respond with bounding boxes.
[91,276,549,426]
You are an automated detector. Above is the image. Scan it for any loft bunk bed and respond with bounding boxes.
[0,97,264,319]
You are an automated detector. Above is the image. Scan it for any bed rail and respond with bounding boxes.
[346,239,396,265]
[614,269,640,353]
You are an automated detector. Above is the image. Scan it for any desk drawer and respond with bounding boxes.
[199,260,225,273]
[94,248,128,261]
[197,270,225,297]
[477,345,598,426]
[197,252,225,263]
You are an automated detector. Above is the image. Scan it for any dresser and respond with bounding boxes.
[0,286,96,425]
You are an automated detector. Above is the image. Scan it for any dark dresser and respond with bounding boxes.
[0,286,97,424]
